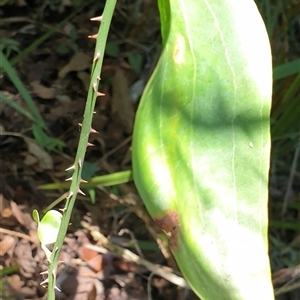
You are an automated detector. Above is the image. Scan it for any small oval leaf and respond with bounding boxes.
[32,209,40,224]
[38,210,62,246]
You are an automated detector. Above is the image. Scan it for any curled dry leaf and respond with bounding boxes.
[78,245,105,273]
[111,67,134,133]
[0,194,12,219]
[272,265,300,287]
[76,71,90,91]
[24,139,53,170]
[58,265,105,300]
[113,258,146,274]
[59,52,91,78]
[10,200,33,230]
[0,235,17,256]
[24,153,38,166]
[9,274,24,292]
[290,235,300,250]
[30,80,55,100]
[13,239,37,278]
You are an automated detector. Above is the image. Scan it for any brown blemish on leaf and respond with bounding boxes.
[155,211,179,249]
[173,35,185,64]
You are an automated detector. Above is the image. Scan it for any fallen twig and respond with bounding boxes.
[81,221,189,289]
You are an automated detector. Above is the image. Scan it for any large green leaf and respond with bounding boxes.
[132,0,274,299]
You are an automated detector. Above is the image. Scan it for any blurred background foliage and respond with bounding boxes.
[255,0,300,282]
[256,0,300,158]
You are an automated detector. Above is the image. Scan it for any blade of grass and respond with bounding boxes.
[270,220,300,231]
[0,52,45,129]
[0,265,19,276]
[0,92,36,123]
[38,170,133,190]
[257,0,280,38]
[274,59,300,80]
[272,73,300,155]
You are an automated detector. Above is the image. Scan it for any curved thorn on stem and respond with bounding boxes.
[40,278,49,286]
[88,34,98,39]
[90,16,103,22]
[90,128,98,134]
[93,52,101,61]
[78,189,86,196]
[65,165,75,171]
[54,285,61,292]
[66,191,74,200]
[78,159,82,168]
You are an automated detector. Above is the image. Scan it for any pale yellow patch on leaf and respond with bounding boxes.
[173,35,185,64]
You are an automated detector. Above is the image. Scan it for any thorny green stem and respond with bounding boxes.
[46,0,117,298]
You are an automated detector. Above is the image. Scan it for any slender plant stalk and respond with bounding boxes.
[46,1,117,298]
[0,91,37,124]
[39,170,133,190]
[0,52,46,129]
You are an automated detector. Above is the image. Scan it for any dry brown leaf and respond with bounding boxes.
[0,235,17,255]
[14,239,37,278]
[10,200,26,227]
[9,274,25,291]
[0,194,12,218]
[290,235,300,250]
[272,265,300,286]
[111,68,134,132]
[114,258,145,274]
[16,0,27,6]
[78,244,106,273]
[59,265,105,300]
[59,52,91,78]
[24,140,53,170]
[87,255,104,273]
[0,124,4,135]
[1,0,27,6]
[30,80,55,99]
[10,201,33,230]
[77,71,90,91]
[24,153,38,166]
[78,244,97,261]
